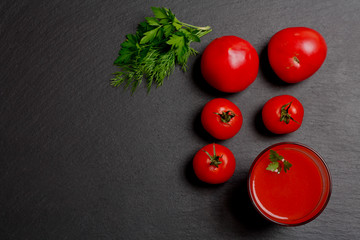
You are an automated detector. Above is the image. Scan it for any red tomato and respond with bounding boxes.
[201,36,259,92]
[193,143,236,184]
[201,98,243,140]
[268,27,327,83]
[262,95,304,134]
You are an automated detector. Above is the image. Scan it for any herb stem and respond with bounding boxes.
[178,21,212,31]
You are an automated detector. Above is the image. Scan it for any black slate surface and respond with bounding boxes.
[1,0,360,239]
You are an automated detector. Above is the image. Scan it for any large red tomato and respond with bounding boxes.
[193,143,236,184]
[201,98,243,140]
[262,95,304,134]
[201,36,259,92]
[268,27,327,83]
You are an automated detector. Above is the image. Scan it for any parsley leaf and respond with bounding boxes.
[151,7,168,19]
[269,149,283,162]
[266,149,292,174]
[111,7,212,93]
[283,160,292,173]
[266,162,280,172]
[140,27,160,44]
[145,17,160,26]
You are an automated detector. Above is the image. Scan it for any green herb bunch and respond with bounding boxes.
[111,7,212,93]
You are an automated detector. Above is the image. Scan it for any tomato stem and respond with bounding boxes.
[214,111,236,125]
[280,102,299,124]
[293,56,300,64]
[203,143,222,168]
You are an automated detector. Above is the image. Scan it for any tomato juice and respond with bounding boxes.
[248,142,331,226]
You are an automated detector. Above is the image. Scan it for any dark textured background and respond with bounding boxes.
[1,0,360,239]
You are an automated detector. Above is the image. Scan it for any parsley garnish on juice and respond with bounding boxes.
[266,149,292,174]
[111,7,212,93]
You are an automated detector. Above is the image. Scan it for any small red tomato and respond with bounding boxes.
[201,35,259,92]
[201,98,243,140]
[193,143,236,184]
[268,27,327,83]
[262,95,304,134]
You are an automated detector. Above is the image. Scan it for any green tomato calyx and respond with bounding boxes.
[215,110,236,124]
[280,101,299,124]
[203,144,222,168]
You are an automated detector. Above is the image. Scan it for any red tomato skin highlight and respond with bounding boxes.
[262,95,304,134]
[201,98,243,140]
[201,36,259,92]
[193,144,236,184]
[268,27,327,83]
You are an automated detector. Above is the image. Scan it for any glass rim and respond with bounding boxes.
[247,142,332,226]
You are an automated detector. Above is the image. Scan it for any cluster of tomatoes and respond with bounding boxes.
[193,27,327,184]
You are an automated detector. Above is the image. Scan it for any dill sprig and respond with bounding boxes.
[111,7,212,93]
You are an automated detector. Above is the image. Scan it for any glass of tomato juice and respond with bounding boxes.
[248,142,332,226]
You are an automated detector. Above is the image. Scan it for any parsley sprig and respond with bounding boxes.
[111,7,212,93]
[266,149,292,174]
